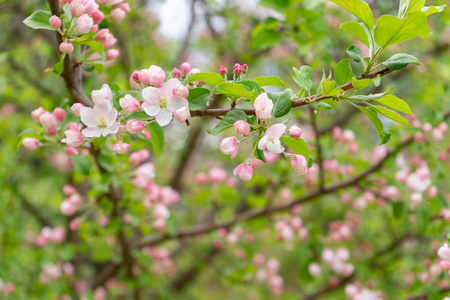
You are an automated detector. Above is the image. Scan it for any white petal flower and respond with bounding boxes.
[80,99,118,137]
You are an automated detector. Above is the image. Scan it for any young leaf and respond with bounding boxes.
[339,21,370,47]
[373,106,410,127]
[346,87,395,101]
[374,95,412,115]
[321,78,343,96]
[334,59,355,86]
[238,80,263,95]
[399,0,425,18]
[346,45,364,63]
[268,89,293,118]
[54,53,66,75]
[72,155,91,175]
[87,40,106,61]
[292,66,313,92]
[253,76,285,87]
[329,0,374,30]
[279,137,310,159]
[254,148,267,163]
[213,82,258,101]
[187,72,225,86]
[251,28,283,50]
[382,53,421,70]
[415,204,431,232]
[314,102,333,113]
[147,122,164,157]
[208,110,247,135]
[421,5,446,16]
[352,77,375,90]
[23,10,55,30]
[355,106,391,144]
[374,11,429,48]
[187,87,210,111]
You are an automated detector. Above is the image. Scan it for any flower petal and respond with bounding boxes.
[93,99,113,115]
[167,95,189,112]
[142,101,161,116]
[105,108,118,127]
[266,124,286,138]
[142,86,162,102]
[161,78,181,97]
[155,108,173,126]
[82,127,102,138]
[258,136,268,150]
[80,107,99,127]
[101,123,119,136]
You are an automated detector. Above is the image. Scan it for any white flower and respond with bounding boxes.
[80,99,118,137]
[258,124,286,153]
[142,78,189,126]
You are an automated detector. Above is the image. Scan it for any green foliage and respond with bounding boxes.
[268,89,293,118]
[382,53,421,70]
[187,72,225,86]
[213,82,258,101]
[329,0,374,29]
[208,110,248,135]
[187,87,211,110]
[280,136,310,159]
[292,66,313,93]
[23,10,54,31]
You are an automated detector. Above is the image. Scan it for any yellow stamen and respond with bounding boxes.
[158,97,168,108]
[97,116,108,128]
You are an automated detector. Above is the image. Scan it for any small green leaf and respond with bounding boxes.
[329,0,374,29]
[334,59,355,86]
[436,194,449,208]
[187,72,225,86]
[415,204,431,232]
[374,95,412,115]
[268,89,293,118]
[87,40,106,61]
[23,10,55,30]
[208,110,247,135]
[373,106,410,127]
[251,28,283,50]
[238,80,263,95]
[399,0,425,18]
[314,102,333,113]
[392,201,407,218]
[147,122,164,157]
[352,77,375,90]
[72,155,91,175]
[213,82,258,101]
[346,87,395,101]
[280,137,310,159]
[346,45,364,63]
[187,87,210,110]
[254,147,266,163]
[421,5,446,16]
[54,53,66,75]
[292,66,313,92]
[355,105,391,144]
[374,11,429,48]
[382,53,421,70]
[339,21,370,47]
[253,76,285,87]
[321,78,344,96]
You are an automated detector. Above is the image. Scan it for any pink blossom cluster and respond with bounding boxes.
[411,114,448,144]
[195,167,237,187]
[34,226,66,247]
[328,220,353,243]
[274,216,308,241]
[253,256,284,294]
[0,280,15,296]
[212,227,254,249]
[332,127,358,154]
[39,262,74,284]
[60,185,83,216]
[438,243,450,275]
[321,247,354,276]
[345,282,383,300]
[142,247,176,276]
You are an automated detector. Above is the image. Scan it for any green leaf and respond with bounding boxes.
[268,89,293,118]
[436,194,449,208]
[23,10,55,30]
[321,78,344,96]
[115,91,144,102]
[208,110,247,135]
[87,40,106,61]
[346,45,364,63]
[72,155,91,175]
[339,21,370,47]
[92,136,106,149]
[187,87,210,110]
[260,0,289,11]
[280,137,310,159]
[382,53,421,70]
[292,66,313,92]
[421,5,446,16]
[147,122,164,157]
[352,77,376,90]
[251,28,283,50]
[238,80,263,95]
[392,201,407,218]
[187,72,225,86]
[399,0,425,18]
[329,0,374,29]
[374,11,429,48]
[254,147,266,163]
[123,111,154,122]
[372,106,410,127]
[355,106,391,144]
[415,204,431,232]
[253,76,285,87]
[334,59,355,86]
[314,102,333,113]
[54,53,66,75]
[374,95,412,115]
[213,82,257,101]
[346,87,395,101]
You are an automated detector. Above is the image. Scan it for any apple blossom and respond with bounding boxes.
[234,120,250,135]
[22,137,40,150]
[59,42,74,54]
[90,10,104,23]
[71,103,84,116]
[91,84,112,103]
[80,99,119,137]
[31,107,45,122]
[173,85,189,98]
[112,141,130,154]
[62,130,84,147]
[120,94,140,112]
[174,106,190,123]
[77,14,93,33]
[118,3,131,13]
[209,167,227,183]
[106,49,120,60]
[69,0,86,17]
[233,163,253,181]
[254,92,273,119]
[110,8,126,21]
[49,15,62,29]
[289,125,302,139]
[139,65,166,86]
[53,107,66,121]
[258,124,286,153]
[126,119,145,134]
[60,201,76,216]
[180,62,190,74]
[39,112,58,135]
[220,136,239,159]
[142,78,189,126]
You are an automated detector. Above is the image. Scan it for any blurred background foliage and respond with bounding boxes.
[0,0,450,299]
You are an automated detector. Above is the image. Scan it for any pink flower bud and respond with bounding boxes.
[63,185,76,196]
[174,106,190,123]
[68,194,82,206]
[59,42,74,54]
[142,129,151,139]
[172,68,181,79]
[220,136,239,159]
[60,201,76,216]
[95,29,110,42]
[209,167,227,183]
[195,172,208,184]
[118,3,131,13]
[65,146,79,156]
[219,66,227,75]
[254,93,273,119]
[173,85,189,98]
[71,103,84,116]
[126,119,145,134]
[39,112,58,135]
[422,122,432,133]
[98,216,108,227]
[62,130,84,147]
[291,155,308,175]
[289,125,302,139]
[308,263,322,277]
[102,35,117,48]
[113,141,130,154]
[152,218,166,231]
[233,163,253,181]
[53,107,66,121]
[242,64,248,72]
[90,10,104,23]
[110,8,126,21]
[76,14,93,33]
[234,120,250,135]
[70,218,81,231]
[49,15,62,29]
[22,137,40,150]
[432,128,443,141]
[427,186,438,198]
[120,94,140,112]
[69,0,86,17]
[180,62,190,74]
[342,129,355,142]
[31,107,45,122]
[233,63,242,75]
[438,122,448,134]
[106,49,120,60]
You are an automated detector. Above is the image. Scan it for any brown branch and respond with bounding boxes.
[310,107,325,191]
[190,68,394,117]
